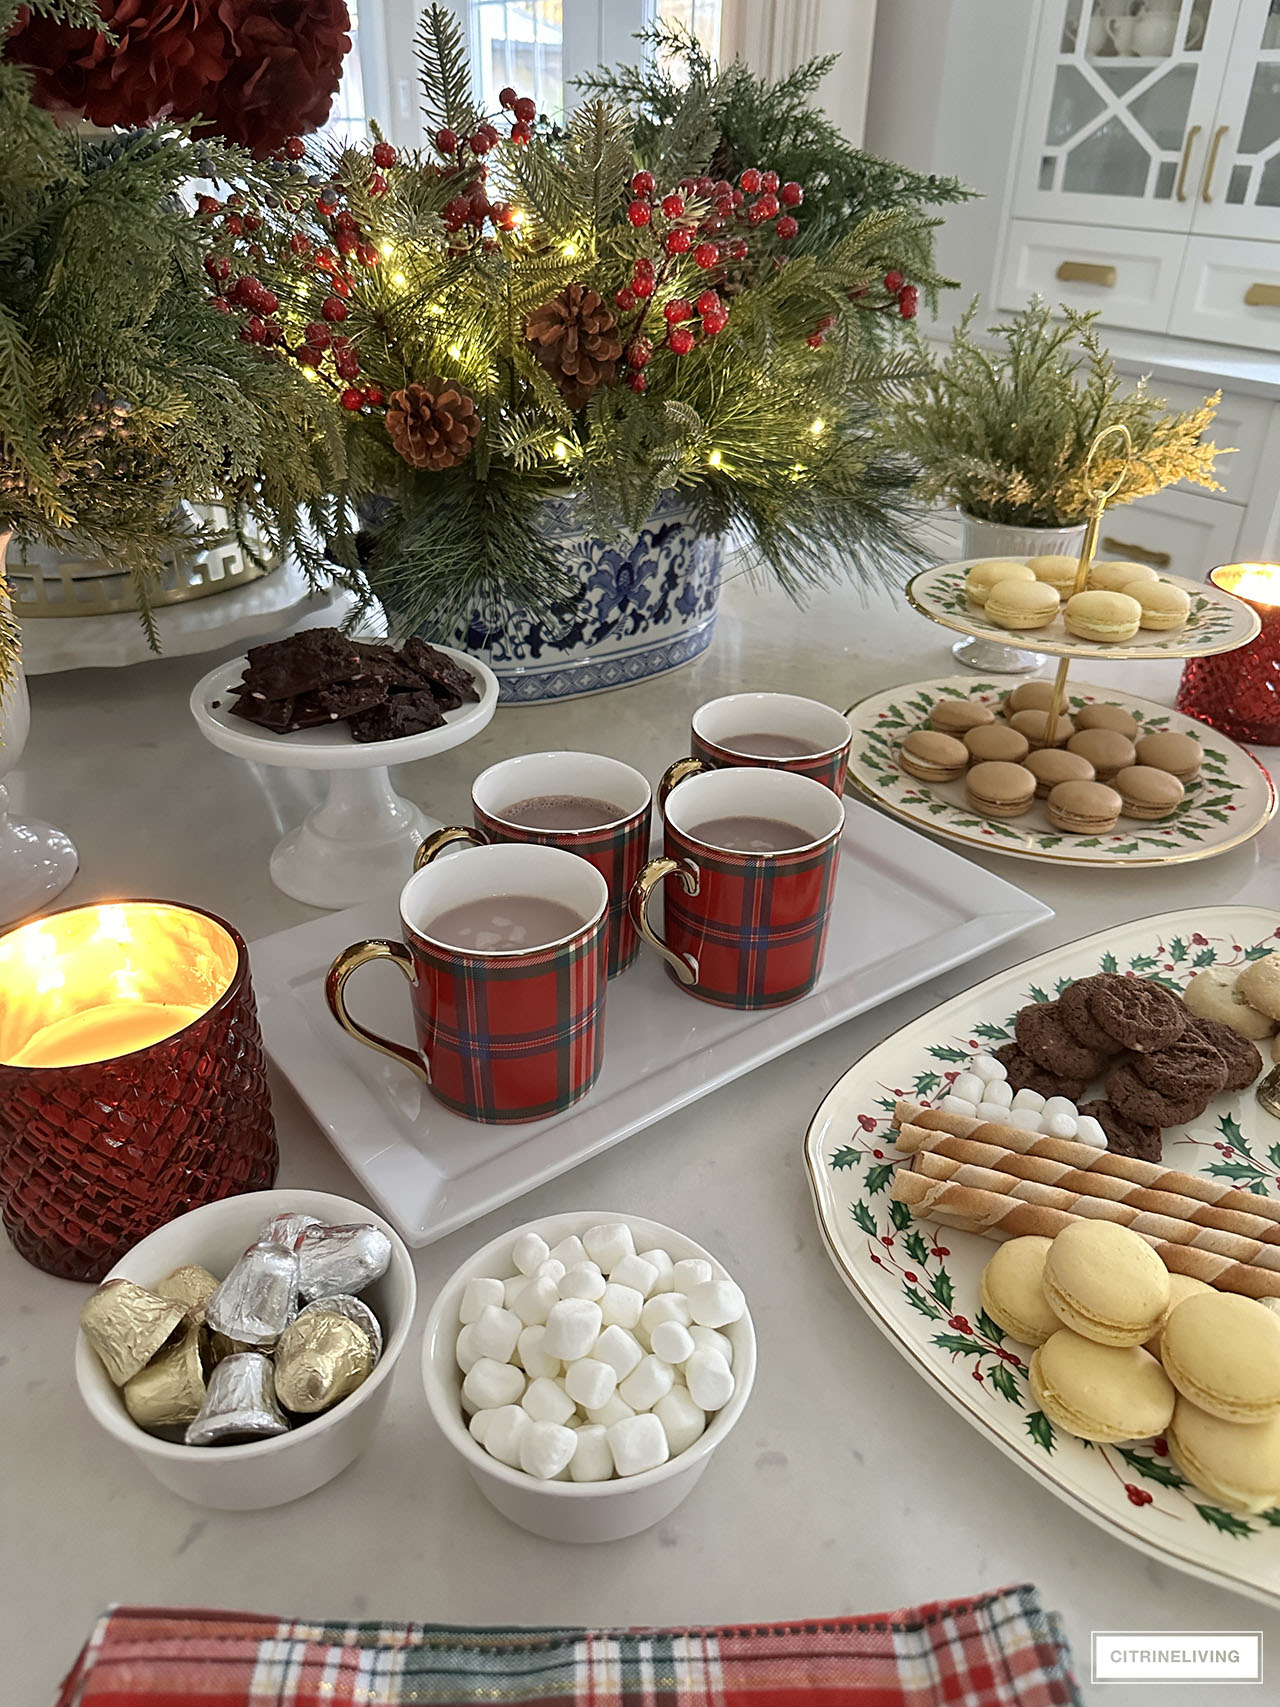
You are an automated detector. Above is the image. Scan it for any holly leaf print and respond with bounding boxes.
[830,1145,864,1171]
[1114,1445,1187,1489]
[889,1199,913,1232]
[1192,947,1218,967]
[1269,1144,1280,1171]
[864,1162,895,1196]
[1025,1410,1056,1453]
[1207,1161,1267,1184]
[1196,1505,1255,1539]
[1168,937,1188,963]
[904,1285,943,1322]
[1028,985,1050,1004]
[1245,944,1275,960]
[914,1072,943,1097]
[851,1200,877,1236]
[927,1045,971,1064]
[929,1268,955,1310]
[1218,1112,1250,1157]
[976,1309,1006,1343]
[903,1229,931,1266]
[988,1362,1021,1404]
[1100,952,1119,973]
[1129,954,1159,972]
[1261,1509,1280,1527]
[933,1332,986,1357]
[974,1021,1011,1042]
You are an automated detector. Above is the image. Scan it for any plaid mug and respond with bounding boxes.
[325,843,609,1124]
[676,692,853,797]
[631,765,844,1010]
[416,752,651,978]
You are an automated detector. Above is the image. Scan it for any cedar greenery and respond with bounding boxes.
[883,297,1225,528]
[209,5,959,641]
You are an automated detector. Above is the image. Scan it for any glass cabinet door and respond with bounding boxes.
[1015,0,1238,230]
[1191,0,1280,235]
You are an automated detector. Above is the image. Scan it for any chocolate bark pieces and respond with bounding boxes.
[400,638,480,706]
[348,690,447,743]
[229,691,297,733]
[241,628,362,699]
[350,639,423,691]
[315,675,394,721]
[1076,1099,1164,1164]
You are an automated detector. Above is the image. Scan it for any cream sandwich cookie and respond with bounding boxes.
[1028,555,1083,597]
[1112,765,1184,821]
[1045,779,1122,835]
[964,760,1035,819]
[1073,702,1139,740]
[1088,560,1158,594]
[1129,579,1191,631]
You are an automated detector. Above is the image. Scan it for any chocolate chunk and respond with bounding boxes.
[1185,1016,1265,1093]
[241,628,361,699]
[1014,1001,1113,1082]
[1132,1038,1229,1101]
[1077,1099,1163,1164]
[315,676,392,720]
[400,638,480,707]
[230,692,296,733]
[1059,975,1132,1052]
[1106,1061,1211,1129]
[351,640,422,691]
[348,691,447,743]
[1088,976,1187,1053]
[992,1042,1087,1103]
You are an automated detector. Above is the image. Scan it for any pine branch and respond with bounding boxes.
[416,4,478,140]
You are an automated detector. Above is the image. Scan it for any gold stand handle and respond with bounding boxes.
[1201,124,1228,202]
[657,756,709,811]
[628,856,700,986]
[414,825,489,870]
[325,939,428,1082]
[1176,124,1202,201]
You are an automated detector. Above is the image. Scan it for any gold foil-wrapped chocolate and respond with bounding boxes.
[153,1264,220,1325]
[273,1310,376,1414]
[122,1321,207,1431]
[80,1279,186,1386]
[297,1293,382,1360]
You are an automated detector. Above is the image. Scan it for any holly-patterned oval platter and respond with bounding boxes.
[906,559,1259,660]
[844,675,1275,869]
[805,906,1280,1611]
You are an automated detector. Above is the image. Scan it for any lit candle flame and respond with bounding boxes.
[1212,564,1280,608]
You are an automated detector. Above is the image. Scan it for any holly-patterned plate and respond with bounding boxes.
[805,906,1280,1611]
[845,675,1275,868]
[906,560,1259,661]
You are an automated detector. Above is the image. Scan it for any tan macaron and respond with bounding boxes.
[1089,560,1159,593]
[899,729,969,783]
[1066,728,1138,781]
[1043,1220,1172,1346]
[965,760,1036,818]
[1074,702,1139,741]
[986,580,1061,631]
[1113,765,1185,821]
[1134,731,1202,782]
[966,559,1035,605]
[965,722,1030,765]
[1022,748,1095,799]
[1030,1329,1175,1444]
[1167,1398,1280,1515]
[979,1237,1060,1347]
[1160,1292,1280,1424]
[1003,681,1059,719]
[1130,579,1191,631]
[928,699,996,737]
[1064,590,1143,644]
[1009,708,1075,748]
[1235,954,1280,1023]
[1029,554,1084,597]
[1145,1273,1212,1360]
[1045,779,1122,834]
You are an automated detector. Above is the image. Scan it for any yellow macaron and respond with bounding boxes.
[1160,1291,1280,1424]
[1029,554,1084,597]
[986,580,1061,631]
[966,560,1035,606]
[1129,579,1192,631]
[979,1236,1060,1347]
[1043,1219,1172,1346]
[1167,1398,1280,1515]
[1030,1328,1175,1444]
[1145,1273,1212,1359]
[1089,560,1159,593]
[1064,590,1143,644]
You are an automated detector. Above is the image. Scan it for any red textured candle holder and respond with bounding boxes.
[0,901,276,1281]
[1177,564,1280,746]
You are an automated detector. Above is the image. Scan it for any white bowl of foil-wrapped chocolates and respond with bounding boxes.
[74,1190,416,1510]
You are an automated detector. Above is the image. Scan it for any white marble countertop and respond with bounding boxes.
[6,562,1280,1705]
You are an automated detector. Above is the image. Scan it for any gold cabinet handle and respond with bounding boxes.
[1056,260,1117,287]
[1101,536,1172,569]
[1201,124,1228,202]
[1176,124,1201,201]
[1244,282,1280,308]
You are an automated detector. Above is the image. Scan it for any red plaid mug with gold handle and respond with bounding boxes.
[325,843,609,1124]
[679,692,853,798]
[630,765,844,1010]
[414,752,651,979]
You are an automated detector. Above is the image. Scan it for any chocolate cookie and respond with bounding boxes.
[1106,1061,1211,1129]
[1059,975,1129,1052]
[1077,1099,1163,1164]
[993,1042,1088,1103]
[1014,1001,1112,1082]
[1186,1015,1264,1093]
[1132,1036,1229,1102]
[1087,976,1188,1054]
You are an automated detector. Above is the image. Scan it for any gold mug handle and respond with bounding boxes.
[325,939,428,1082]
[629,856,700,986]
[414,824,489,870]
[657,755,708,810]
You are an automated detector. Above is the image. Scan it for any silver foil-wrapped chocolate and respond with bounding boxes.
[259,1211,323,1251]
[80,1280,186,1386]
[204,1241,299,1350]
[297,1293,383,1360]
[185,1351,290,1446]
[274,1310,376,1414]
[297,1223,391,1302]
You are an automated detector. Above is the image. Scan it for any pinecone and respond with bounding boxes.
[524,284,622,409]
[384,378,480,471]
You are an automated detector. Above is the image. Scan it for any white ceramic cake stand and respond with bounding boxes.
[190,645,499,909]
[0,665,78,926]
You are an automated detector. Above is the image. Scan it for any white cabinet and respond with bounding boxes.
[1094,486,1244,576]
[997,218,1188,330]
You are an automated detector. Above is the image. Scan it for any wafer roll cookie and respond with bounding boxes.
[900,1127,1280,1248]
[894,1099,1280,1227]
[890,1168,1280,1299]
[912,1151,1280,1273]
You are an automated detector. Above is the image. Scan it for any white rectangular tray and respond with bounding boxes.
[249,801,1052,1245]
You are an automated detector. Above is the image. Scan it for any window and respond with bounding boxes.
[323,0,371,147]
[470,1,567,122]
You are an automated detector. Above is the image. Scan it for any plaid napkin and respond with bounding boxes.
[56,1586,1081,1707]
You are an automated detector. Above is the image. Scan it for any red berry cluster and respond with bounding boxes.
[431,90,538,249]
[884,268,920,319]
[810,267,918,348]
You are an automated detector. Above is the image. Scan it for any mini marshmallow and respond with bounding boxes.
[559,1262,607,1301]
[583,1222,635,1273]
[481,1404,529,1467]
[639,1248,675,1292]
[685,1347,734,1411]
[593,1325,643,1380]
[950,1072,984,1106]
[970,1054,1006,1083]
[1074,1115,1108,1149]
[689,1324,733,1366]
[1041,1096,1077,1122]
[512,1231,550,1276]
[542,1297,602,1362]
[585,1392,636,1427]
[460,1277,505,1324]
[503,1276,526,1309]
[983,1079,1013,1109]
[654,1387,706,1456]
[619,1353,675,1412]
[512,1275,560,1327]
[1010,1088,1046,1112]
[609,1253,659,1298]
[639,1293,692,1338]
[455,1323,483,1375]
[975,1101,1011,1124]
[939,1095,977,1120]
[649,1319,695,1364]
[600,1282,644,1330]
[569,1423,615,1482]
[535,1258,566,1286]
[462,1357,526,1411]
[1005,1108,1042,1132]
[564,1356,618,1411]
[607,1412,669,1478]
[516,1324,560,1380]
[470,1304,522,1364]
[468,1407,496,1446]
[687,1278,746,1329]
[519,1418,577,1480]
[549,1234,589,1269]
[672,1258,713,1292]
[1042,1113,1078,1140]
[522,1374,576,1426]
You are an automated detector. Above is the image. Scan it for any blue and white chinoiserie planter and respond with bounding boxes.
[442,492,725,704]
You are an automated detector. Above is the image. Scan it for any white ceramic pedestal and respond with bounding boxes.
[0,664,78,926]
[190,645,500,910]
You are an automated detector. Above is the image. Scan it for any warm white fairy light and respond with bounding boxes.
[707,449,722,468]
[809,417,825,435]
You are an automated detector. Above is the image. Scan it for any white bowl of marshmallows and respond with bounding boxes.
[421,1211,755,1542]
